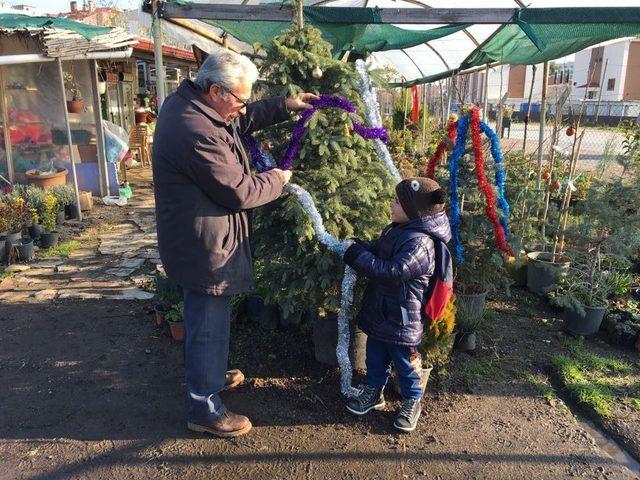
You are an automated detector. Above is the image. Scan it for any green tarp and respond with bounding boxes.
[0,14,112,39]
[205,19,469,59]
[392,8,640,87]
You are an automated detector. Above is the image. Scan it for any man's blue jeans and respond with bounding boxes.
[183,287,230,423]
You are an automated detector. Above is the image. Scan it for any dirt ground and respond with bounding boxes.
[1,169,639,480]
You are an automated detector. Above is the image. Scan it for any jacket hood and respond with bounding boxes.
[398,210,452,243]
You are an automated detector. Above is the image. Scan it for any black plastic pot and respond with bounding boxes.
[64,204,77,220]
[6,231,21,245]
[28,223,43,241]
[456,332,477,351]
[312,313,367,369]
[16,238,35,261]
[39,231,60,249]
[564,301,607,336]
[0,239,6,263]
[456,292,487,321]
[526,252,570,295]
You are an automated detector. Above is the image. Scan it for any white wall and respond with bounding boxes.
[571,40,630,102]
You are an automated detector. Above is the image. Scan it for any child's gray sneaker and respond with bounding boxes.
[345,385,385,416]
[393,398,422,432]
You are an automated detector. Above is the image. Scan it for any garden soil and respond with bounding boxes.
[0,169,639,480]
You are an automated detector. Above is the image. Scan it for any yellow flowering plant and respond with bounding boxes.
[42,192,59,233]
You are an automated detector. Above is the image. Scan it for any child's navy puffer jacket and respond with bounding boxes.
[343,211,452,347]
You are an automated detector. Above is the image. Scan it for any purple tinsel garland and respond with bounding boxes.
[244,94,389,172]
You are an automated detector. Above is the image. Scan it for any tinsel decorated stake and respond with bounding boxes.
[426,118,457,179]
[355,59,401,182]
[434,107,512,263]
[245,87,396,398]
[469,109,513,257]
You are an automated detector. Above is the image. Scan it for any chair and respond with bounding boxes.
[128,124,151,168]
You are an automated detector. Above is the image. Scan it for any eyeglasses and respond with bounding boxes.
[224,89,250,109]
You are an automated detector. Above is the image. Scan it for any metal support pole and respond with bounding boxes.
[536,61,549,190]
[482,63,490,121]
[446,76,454,120]
[152,0,166,109]
[296,0,304,29]
[0,66,14,183]
[56,58,82,221]
[90,60,109,197]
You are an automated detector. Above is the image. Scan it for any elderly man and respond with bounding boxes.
[152,49,318,438]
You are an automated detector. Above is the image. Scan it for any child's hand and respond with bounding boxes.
[335,240,354,258]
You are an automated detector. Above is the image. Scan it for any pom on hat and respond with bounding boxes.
[395,177,446,220]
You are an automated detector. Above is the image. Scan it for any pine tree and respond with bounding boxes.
[251,24,394,319]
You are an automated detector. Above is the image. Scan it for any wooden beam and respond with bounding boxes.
[159,3,518,24]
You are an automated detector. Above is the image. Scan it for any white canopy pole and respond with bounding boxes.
[56,58,83,221]
[152,0,167,109]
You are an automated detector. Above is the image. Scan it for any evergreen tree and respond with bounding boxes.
[251,24,394,318]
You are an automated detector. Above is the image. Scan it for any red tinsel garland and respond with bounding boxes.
[469,108,513,257]
[426,120,457,179]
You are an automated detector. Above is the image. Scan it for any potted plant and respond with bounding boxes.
[554,179,640,336]
[166,301,185,341]
[1,195,29,245]
[38,192,59,249]
[154,271,182,327]
[21,185,45,241]
[64,72,84,113]
[50,184,76,221]
[25,167,68,189]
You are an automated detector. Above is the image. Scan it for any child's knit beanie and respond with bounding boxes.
[395,177,446,220]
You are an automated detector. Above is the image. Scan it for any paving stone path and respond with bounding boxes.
[0,170,159,303]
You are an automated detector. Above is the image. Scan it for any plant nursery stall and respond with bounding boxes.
[0,14,136,218]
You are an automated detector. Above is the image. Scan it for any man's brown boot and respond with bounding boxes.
[224,369,245,390]
[188,409,252,438]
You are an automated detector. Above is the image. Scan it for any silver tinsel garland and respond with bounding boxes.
[355,59,402,182]
[271,63,399,398]
[285,183,359,397]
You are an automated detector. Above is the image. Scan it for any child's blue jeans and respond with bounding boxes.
[366,336,424,399]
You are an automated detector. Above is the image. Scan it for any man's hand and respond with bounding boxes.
[273,168,292,185]
[285,92,320,112]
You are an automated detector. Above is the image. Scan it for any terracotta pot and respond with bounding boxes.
[168,320,185,342]
[154,304,170,327]
[25,168,68,189]
[66,100,84,113]
[135,110,149,124]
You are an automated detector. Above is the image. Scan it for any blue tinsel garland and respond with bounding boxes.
[449,115,468,264]
[480,121,511,236]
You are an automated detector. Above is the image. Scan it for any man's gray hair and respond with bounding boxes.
[194,49,259,93]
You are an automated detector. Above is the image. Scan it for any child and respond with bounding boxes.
[343,177,452,432]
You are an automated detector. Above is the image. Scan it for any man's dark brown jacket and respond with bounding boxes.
[152,80,288,295]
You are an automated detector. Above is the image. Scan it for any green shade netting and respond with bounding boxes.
[463,10,640,69]
[205,18,468,58]
[0,14,112,39]
[392,7,640,87]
